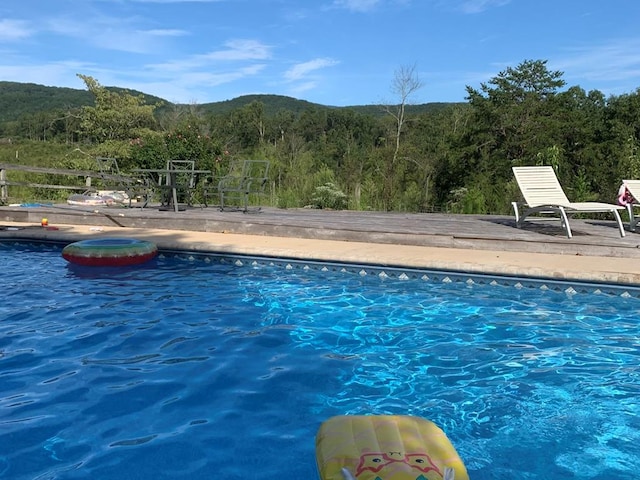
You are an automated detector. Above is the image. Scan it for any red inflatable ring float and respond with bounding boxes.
[62,238,158,267]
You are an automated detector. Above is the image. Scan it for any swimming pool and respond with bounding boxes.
[1,241,639,479]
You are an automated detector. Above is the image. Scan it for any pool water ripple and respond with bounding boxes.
[1,241,640,479]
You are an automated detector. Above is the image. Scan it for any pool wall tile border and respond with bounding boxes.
[6,239,640,300]
[162,248,640,300]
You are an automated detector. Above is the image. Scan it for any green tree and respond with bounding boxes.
[549,87,611,200]
[77,74,159,143]
[129,119,222,171]
[466,59,566,166]
[605,89,640,185]
[460,59,567,212]
[212,101,268,151]
[403,105,470,211]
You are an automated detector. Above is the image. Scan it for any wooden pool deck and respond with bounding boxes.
[2,203,640,285]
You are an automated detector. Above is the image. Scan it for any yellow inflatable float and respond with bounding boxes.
[315,415,469,480]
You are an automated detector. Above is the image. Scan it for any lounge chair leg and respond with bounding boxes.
[613,209,626,237]
[511,201,521,225]
[627,204,637,232]
[558,207,573,238]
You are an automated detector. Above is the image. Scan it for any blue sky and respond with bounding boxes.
[1,0,639,106]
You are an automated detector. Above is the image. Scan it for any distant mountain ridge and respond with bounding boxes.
[0,81,457,123]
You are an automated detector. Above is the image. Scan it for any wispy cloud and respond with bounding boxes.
[117,0,225,3]
[43,15,183,54]
[146,39,272,73]
[0,19,32,41]
[455,0,511,14]
[331,0,382,13]
[203,39,272,62]
[181,64,266,86]
[553,38,640,87]
[0,60,96,87]
[282,58,340,98]
[284,58,339,81]
[115,63,268,103]
[333,0,509,15]
[287,81,321,97]
[141,64,265,88]
[134,39,271,101]
[144,29,188,37]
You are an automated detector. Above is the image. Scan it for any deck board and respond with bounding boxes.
[1,203,639,259]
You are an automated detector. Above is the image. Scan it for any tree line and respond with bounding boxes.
[1,60,639,213]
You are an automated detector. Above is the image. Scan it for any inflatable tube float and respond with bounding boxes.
[62,238,158,267]
[67,194,112,206]
[316,415,468,480]
[67,192,126,207]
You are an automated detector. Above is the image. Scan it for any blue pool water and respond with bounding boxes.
[1,241,639,480]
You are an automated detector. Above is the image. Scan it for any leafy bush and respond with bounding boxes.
[129,124,222,171]
[310,182,348,209]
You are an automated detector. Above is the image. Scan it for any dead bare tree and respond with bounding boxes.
[379,64,423,209]
[385,64,423,166]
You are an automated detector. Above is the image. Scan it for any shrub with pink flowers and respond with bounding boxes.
[129,123,223,172]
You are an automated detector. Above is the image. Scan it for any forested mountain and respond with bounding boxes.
[0,82,93,122]
[196,93,455,117]
[0,81,454,123]
[197,94,327,117]
[0,82,165,122]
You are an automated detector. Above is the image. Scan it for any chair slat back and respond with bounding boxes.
[512,166,570,207]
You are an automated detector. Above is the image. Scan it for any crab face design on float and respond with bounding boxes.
[315,416,468,480]
[356,450,443,480]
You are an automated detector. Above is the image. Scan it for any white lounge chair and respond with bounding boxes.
[511,166,625,238]
[620,179,640,232]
